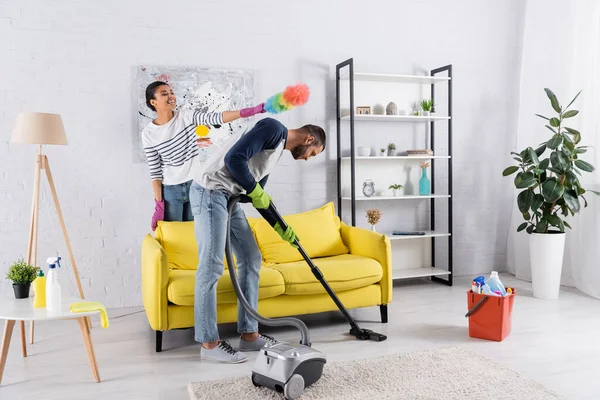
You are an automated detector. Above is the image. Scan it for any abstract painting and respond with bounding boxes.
[134,65,255,162]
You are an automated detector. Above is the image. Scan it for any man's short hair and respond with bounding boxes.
[298,124,326,149]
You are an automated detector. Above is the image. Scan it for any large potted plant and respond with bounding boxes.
[6,258,40,299]
[503,88,599,299]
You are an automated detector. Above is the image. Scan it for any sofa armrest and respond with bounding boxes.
[141,234,169,331]
[340,223,392,304]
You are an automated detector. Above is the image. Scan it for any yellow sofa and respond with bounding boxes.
[141,202,392,352]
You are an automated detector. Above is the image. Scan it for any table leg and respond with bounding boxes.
[77,317,100,383]
[0,320,16,385]
[19,321,26,357]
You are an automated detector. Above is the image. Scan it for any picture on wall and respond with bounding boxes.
[134,65,255,162]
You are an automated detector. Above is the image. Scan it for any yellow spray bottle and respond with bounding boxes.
[32,269,46,308]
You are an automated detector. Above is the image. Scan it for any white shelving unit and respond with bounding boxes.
[335,58,453,285]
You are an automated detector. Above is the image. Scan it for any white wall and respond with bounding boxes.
[0,0,526,308]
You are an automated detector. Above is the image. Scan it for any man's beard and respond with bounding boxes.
[291,144,310,159]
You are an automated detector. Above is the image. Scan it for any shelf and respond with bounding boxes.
[384,231,451,240]
[392,267,451,280]
[341,115,450,122]
[342,195,450,201]
[341,72,451,84]
[341,156,450,161]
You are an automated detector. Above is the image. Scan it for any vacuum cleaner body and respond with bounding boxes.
[251,342,326,399]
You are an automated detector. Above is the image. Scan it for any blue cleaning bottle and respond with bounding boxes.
[486,271,507,296]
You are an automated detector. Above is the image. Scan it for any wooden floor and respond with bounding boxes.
[0,274,598,400]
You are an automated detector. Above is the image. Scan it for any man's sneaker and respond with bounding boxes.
[200,340,248,363]
[238,333,279,352]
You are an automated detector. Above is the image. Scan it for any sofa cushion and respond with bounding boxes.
[167,267,285,306]
[267,254,382,295]
[247,202,349,264]
[155,221,197,270]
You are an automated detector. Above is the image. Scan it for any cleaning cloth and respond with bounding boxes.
[70,301,109,328]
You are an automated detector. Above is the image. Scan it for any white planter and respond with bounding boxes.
[379,151,387,157]
[357,146,371,157]
[529,232,566,300]
[422,111,430,116]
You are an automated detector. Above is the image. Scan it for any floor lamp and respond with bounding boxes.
[11,112,88,352]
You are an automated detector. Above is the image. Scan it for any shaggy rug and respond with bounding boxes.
[188,346,564,400]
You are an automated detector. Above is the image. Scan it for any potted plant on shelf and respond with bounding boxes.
[388,184,403,197]
[6,258,40,299]
[366,208,382,232]
[387,143,396,156]
[379,148,386,157]
[420,99,434,116]
[502,88,599,300]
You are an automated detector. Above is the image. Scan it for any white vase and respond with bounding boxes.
[422,110,430,116]
[371,225,376,232]
[529,232,566,300]
[392,189,398,197]
[357,146,371,157]
[380,151,386,157]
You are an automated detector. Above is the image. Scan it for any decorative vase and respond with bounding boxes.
[529,232,566,299]
[371,224,376,232]
[419,168,430,195]
[387,149,396,157]
[13,283,30,299]
[392,189,398,197]
[386,102,398,115]
[357,146,371,157]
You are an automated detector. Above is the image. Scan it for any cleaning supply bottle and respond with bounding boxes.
[487,271,507,296]
[46,256,62,312]
[32,269,47,308]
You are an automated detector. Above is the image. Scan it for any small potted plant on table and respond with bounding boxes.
[6,258,40,299]
[388,184,403,197]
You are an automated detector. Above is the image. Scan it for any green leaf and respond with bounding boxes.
[562,133,574,144]
[582,194,588,208]
[502,166,520,176]
[526,225,534,234]
[545,88,561,113]
[535,114,550,121]
[564,221,572,229]
[563,190,581,213]
[539,158,550,170]
[514,172,538,188]
[561,205,569,216]
[527,147,539,166]
[531,194,544,211]
[565,141,575,152]
[511,152,523,161]
[542,178,565,202]
[535,145,547,157]
[564,90,582,111]
[575,147,587,154]
[545,125,557,134]
[550,151,568,171]
[523,211,531,220]
[549,117,561,127]
[517,189,535,213]
[589,190,600,196]
[517,222,528,232]
[562,110,579,118]
[558,219,565,232]
[566,171,578,185]
[574,168,582,176]
[547,167,562,175]
[546,214,562,226]
[574,159,595,172]
[547,134,563,149]
[536,218,548,233]
[565,127,580,136]
[574,132,582,144]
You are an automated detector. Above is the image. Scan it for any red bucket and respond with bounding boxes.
[466,288,516,342]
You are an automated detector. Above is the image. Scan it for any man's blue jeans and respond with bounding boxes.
[189,181,262,343]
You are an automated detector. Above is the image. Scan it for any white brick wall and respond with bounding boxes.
[0,0,525,308]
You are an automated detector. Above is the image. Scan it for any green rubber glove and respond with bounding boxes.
[274,221,299,249]
[247,182,272,209]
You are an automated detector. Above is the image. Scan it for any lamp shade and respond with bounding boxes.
[11,112,68,145]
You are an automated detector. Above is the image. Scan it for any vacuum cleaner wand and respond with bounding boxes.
[226,195,312,347]
[267,202,387,342]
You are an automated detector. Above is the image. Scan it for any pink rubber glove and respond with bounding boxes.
[151,200,164,231]
[240,103,266,118]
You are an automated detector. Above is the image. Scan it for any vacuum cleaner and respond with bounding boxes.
[225,196,386,400]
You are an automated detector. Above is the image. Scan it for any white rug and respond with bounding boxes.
[188,346,564,400]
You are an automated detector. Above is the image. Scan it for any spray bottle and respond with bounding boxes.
[46,256,62,312]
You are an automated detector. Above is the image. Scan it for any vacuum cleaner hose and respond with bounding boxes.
[225,195,312,347]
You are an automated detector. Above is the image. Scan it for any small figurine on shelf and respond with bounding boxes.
[366,208,382,232]
[419,161,431,195]
[387,143,396,156]
[388,184,403,197]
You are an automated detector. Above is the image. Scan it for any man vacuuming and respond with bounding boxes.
[190,115,326,363]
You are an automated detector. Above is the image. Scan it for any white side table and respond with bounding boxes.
[0,296,101,385]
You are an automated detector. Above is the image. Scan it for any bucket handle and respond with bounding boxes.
[465,296,488,318]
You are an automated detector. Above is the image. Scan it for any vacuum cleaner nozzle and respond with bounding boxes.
[350,327,387,342]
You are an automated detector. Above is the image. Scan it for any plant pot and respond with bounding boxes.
[529,231,566,300]
[422,111,430,116]
[13,283,31,299]
[379,152,387,157]
[371,225,376,232]
[387,150,396,157]
[357,146,371,157]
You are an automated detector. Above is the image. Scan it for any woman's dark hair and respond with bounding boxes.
[145,81,169,112]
